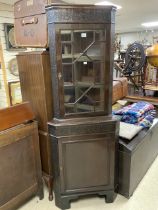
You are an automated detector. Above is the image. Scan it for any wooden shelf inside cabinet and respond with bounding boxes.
[65,103,103,112]
[77,103,103,112]
[76,82,104,87]
[64,82,74,87]
[62,54,102,61]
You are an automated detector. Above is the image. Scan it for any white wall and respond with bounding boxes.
[117,30,158,51]
[0,3,21,108]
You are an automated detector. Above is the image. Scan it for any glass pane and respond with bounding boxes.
[61,30,71,41]
[94,62,104,83]
[73,30,94,54]
[62,43,71,55]
[95,30,106,41]
[76,87,104,112]
[75,61,104,84]
[64,87,76,113]
[75,61,94,85]
[63,64,73,85]
[61,29,106,115]
[64,87,75,103]
[86,42,105,61]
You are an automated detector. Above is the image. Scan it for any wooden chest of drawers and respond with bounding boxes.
[17,51,54,200]
[0,103,43,210]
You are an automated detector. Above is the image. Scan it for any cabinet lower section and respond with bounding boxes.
[48,116,119,209]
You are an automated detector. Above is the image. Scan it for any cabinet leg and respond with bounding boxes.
[48,177,53,201]
[43,173,53,201]
[37,183,44,200]
[55,196,71,210]
[105,191,117,203]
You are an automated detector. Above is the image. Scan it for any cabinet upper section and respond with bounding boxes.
[47,5,116,119]
[46,4,116,24]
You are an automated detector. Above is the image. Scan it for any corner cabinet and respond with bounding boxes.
[46,4,119,209]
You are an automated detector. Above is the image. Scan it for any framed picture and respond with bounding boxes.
[4,23,26,51]
[8,81,22,106]
[8,58,19,77]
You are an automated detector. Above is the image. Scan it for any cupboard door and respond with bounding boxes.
[58,134,116,194]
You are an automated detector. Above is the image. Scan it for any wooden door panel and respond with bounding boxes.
[59,135,114,194]
[0,136,37,206]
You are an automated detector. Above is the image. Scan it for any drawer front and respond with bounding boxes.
[0,124,38,206]
[56,133,117,194]
[49,120,119,137]
[15,14,48,48]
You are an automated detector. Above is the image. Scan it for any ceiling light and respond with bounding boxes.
[95,1,122,9]
[142,21,158,27]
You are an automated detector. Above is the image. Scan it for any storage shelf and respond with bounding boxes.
[76,82,104,88]
[61,41,72,44]
[64,82,74,87]
[64,103,103,112]
[64,82,104,88]
[62,54,101,61]
[77,103,103,111]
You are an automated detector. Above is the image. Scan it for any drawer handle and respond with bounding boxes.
[21,17,38,25]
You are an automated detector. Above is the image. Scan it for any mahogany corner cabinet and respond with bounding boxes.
[46,4,119,209]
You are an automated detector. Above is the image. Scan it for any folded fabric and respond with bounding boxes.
[121,110,154,124]
[138,115,154,128]
[119,122,143,140]
[113,101,155,128]
[114,101,154,118]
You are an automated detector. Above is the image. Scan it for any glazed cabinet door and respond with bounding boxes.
[50,23,113,118]
[57,134,116,194]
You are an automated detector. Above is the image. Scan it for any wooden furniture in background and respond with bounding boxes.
[0,102,34,131]
[47,4,118,209]
[124,95,158,106]
[16,51,54,200]
[113,78,128,104]
[14,0,66,48]
[0,102,43,210]
[118,119,158,198]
